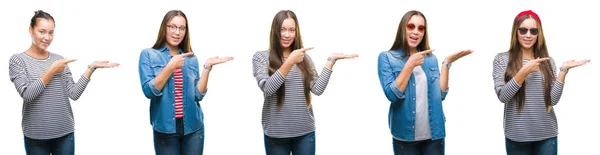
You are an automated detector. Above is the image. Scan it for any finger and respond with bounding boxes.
[421,49,435,55]
[535,57,551,62]
[181,52,194,57]
[64,59,77,64]
[300,47,314,53]
[345,54,359,58]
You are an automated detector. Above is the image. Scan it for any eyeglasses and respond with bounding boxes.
[407,23,426,33]
[167,25,186,33]
[518,28,538,35]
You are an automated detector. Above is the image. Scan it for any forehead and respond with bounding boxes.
[168,15,187,25]
[519,18,538,28]
[34,18,55,30]
[281,18,296,28]
[407,15,425,25]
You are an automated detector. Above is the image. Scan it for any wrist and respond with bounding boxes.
[327,57,336,64]
[203,63,212,71]
[87,64,96,73]
[560,66,569,73]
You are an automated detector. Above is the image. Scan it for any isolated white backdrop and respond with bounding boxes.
[1,0,598,154]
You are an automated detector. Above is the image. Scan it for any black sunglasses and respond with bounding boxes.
[518,28,538,35]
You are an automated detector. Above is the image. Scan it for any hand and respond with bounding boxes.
[167,52,194,69]
[445,49,473,63]
[91,61,120,69]
[288,47,314,64]
[330,53,359,61]
[49,59,77,74]
[521,57,551,74]
[205,56,234,67]
[562,59,590,70]
[406,49,434,68]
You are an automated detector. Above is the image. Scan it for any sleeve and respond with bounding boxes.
[139,49,163,99]
[307,54,332,96]
[377,52,405,103]
[549,58,564,106]
[493,53,522,104]
[252,51,286,96]
[8,55,47,103]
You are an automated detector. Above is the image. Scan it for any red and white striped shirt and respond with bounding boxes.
[174,68,184,118]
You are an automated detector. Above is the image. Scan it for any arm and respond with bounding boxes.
[139,49,171,99]
[308,55,333,96]
[377,53,407,103]
[62,65,91,101]
[252,51,286,96]
[8,55,47,102]
[492,54,522,104]
[549,58,564,106]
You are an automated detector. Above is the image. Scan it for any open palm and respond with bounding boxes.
[206,56,234,67]
[92,61,120,69]
[562,59,590,69]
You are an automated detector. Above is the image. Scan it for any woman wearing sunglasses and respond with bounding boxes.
[377,10,472,155]
[492,10,590,154]
[138,10,232,154]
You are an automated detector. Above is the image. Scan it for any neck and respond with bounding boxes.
[167,44,179,56]
[408,47,418,55]
[521,47,534,59]
[282,47,292,58]
[26,44,48,59]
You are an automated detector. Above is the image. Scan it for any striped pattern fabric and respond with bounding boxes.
[174,68,184,118]
[252,50,333,138]
[493,52,564,142]
[9,52,90,140]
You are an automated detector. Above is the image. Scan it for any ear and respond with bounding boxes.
[29,26,33,36]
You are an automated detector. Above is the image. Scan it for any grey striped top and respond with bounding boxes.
[252,50,333,138]
[9,52,90,140]
[493,52,564,142]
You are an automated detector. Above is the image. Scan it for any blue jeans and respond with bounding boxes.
[505,136,557,155]
[393,138,444,155]
[154,118,204,155]
[24,132,75,155]
[264,132,315,155]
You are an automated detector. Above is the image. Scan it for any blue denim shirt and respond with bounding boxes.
[377,49,448,141]
[138,46,205,135]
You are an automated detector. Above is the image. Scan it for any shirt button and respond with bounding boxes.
[413,84,416,86]
[412,126,415,128]
[412,98,416,100]
[413,111,415,114]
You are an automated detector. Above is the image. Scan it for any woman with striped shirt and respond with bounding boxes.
[252,10,358,155]
[138,10,232,155]
[8,10,119,155]
[492,10,590,155]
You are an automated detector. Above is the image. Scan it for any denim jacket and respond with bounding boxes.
[138,46,205,135]
[377,49,448,141]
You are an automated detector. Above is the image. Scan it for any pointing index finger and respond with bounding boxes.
[535,57,551,62]
[421,49,435,55]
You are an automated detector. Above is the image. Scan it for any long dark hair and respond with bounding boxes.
[504,14,554,112]
[389,10,430,57]
[268,10,314,110]
[152,10,192,53]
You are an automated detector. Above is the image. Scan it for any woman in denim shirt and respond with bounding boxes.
[377,10,471,155]
[138,10,232,155]
[492,10,590,155]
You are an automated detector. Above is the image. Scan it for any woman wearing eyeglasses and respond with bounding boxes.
[138,10,233,155]
[377,10,472,155]
[9,10,119,155]
[252,10,358,155]
[492,10,590,155]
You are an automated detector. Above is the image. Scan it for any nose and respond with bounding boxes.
[283,30,290,38]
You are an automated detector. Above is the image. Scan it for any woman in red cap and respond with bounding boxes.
[492,10,590,154]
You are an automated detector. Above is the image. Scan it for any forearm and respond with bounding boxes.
[325,61,334,70]
[394,65,414,92]
[512,69,529,86]
[440,65,449,91]
[83,67,93,80]
[198,67,210,94]
[278,61,295,78]
[153,64,175,91]
[557,70,566,83]
[40,69,55,86]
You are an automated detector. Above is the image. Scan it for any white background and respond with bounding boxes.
[1,0,598,154]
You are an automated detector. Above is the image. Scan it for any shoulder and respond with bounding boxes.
[494,51,509,62]
[253,50,270,60]
[141,48,159,54]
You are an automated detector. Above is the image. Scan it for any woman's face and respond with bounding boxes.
[280,17,296,49]
[405,15,425,49]
[517,18,539,50]
[165,15,187,48]
[29,18,54,50]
